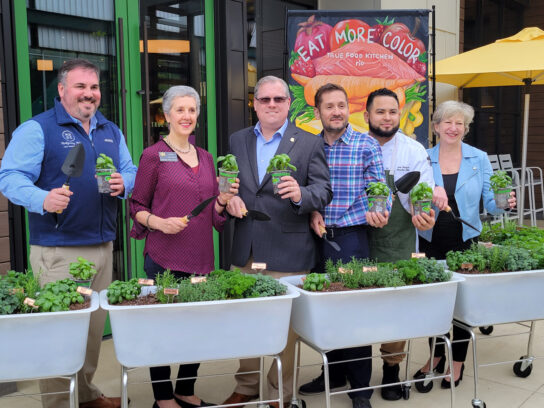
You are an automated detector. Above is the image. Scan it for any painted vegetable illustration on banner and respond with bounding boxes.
[288,13,428,140]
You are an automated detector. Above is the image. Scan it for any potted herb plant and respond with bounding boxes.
[366,181,390,213]
[69,257,97,287]
[95,153,116,194]
[410,182,433,215]
[217,154,239,193]
[489,170,513,209]
[267,154,297,194]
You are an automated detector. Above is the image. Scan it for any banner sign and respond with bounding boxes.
[287,10,430,146]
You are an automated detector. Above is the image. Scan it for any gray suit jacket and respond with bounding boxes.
[229,123,332,272]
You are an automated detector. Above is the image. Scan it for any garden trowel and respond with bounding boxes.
[392,171,420,195]
[57,143,85,214]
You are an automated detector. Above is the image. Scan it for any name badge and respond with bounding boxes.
[159,152,178,162]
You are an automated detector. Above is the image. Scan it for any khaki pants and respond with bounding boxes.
[381,341,407,366]
[231,259,307,400]
[30,242,114,408]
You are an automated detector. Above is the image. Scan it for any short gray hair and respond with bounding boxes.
[432,100,475,137]
[58,59,100,85]
[254,76,289,99]
[162,85,201,115]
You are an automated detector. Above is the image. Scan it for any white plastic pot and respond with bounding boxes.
[0,292,98,381]
[453,269,544,326]
[99,287,299,367]
[280,275,463,350]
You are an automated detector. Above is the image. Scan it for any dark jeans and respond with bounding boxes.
[144,254,200,400]
[315,226,373,399]
[419,237,476,362]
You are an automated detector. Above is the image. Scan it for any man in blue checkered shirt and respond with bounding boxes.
[298,83,391,408]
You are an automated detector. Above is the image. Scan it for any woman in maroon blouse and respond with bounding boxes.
[130,85,238,408]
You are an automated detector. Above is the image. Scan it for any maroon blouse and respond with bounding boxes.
[130,139,225,274]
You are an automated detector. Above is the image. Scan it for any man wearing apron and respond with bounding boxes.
[298,84,389,408]
[364,88,438,401]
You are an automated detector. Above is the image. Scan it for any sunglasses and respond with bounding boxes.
[255,96,289,104]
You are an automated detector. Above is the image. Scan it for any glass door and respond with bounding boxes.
[139,0,208,149]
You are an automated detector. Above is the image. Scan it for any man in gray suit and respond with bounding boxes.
[223,75,332,407]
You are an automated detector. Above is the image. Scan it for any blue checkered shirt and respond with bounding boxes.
[322,124,388,227]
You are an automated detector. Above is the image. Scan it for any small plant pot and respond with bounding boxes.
[73,278,92,288]
[493,188,511,209]
[270,170,291,195]
[218,169,239,193]
[368,195,387,213]
[413,199,432,216]
[96,168,115,194]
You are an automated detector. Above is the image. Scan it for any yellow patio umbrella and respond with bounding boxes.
[432,27,544,225]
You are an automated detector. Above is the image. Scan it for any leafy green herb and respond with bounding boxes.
[410,182,433,203]
[367,182,390,196]
[96,153,116,170]
[217,154,239,172]
[106,278,142,304]
[266,154,297,173]
[303,273,330,291]
[69,257,97,281]
[489,170,512,191]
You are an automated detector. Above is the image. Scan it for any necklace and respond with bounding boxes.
[165,137,192,154]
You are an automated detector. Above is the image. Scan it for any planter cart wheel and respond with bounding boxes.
[479,326,494,335]
[414,376,434,393]
[471,401,486,408]
[513,356,533,377]
[289,399,306,408]
[401,384,410,400]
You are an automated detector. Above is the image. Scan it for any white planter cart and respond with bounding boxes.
[449,269,544,408]
[100,287,299,408]
[0,292,99,407]
[280,275,463,408]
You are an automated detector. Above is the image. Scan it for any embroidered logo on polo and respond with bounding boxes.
[104,138,114,143]
[61,130,77,148]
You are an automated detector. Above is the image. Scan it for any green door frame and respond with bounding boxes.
[12,0,218,278]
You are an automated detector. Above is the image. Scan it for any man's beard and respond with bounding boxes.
[369,121,399,138]
[323,116,348,134]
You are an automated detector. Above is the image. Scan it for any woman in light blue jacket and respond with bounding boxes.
[414,100,516,390]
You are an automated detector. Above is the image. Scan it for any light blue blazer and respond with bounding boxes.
[419,142,503,242]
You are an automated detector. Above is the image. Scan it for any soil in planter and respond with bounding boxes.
[298,282,382,292]
[456,269,496,275]
[113,293,160,306]
[69,298,91,311]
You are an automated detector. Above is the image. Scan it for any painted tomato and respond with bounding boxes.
[380,22,426,67]
[294,15,333,61]
[329,19,371,51]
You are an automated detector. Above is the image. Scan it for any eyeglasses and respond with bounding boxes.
[255,96,289,104]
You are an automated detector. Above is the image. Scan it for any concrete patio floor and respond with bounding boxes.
[2,320,543,408]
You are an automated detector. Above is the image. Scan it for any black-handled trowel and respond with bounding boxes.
[57,143,85,214]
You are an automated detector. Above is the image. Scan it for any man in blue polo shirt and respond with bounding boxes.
[0,59,137,408]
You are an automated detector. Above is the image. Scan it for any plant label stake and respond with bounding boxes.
[411,253,426,258]
[163,288,178,303]
[57,143,85,214]
[251,262,267,271]
[138,278,154,286]
[191,277,207,284]
[362,266,378,272]
[76,286,93,296]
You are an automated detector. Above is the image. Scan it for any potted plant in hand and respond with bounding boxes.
[366,182,390,213]
[69,257,97,287]
[490,170,513,209]
[95,153,116,194]
[410,182,433,215]
[266,153,297,194]
[217,154,239,193]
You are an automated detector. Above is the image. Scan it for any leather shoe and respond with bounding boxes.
[381,363,402,401]
[80,395,121,408]
[352,396,372,408]
[298,373,347,395]
[222,392,258,407]
[174,395,214,407]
